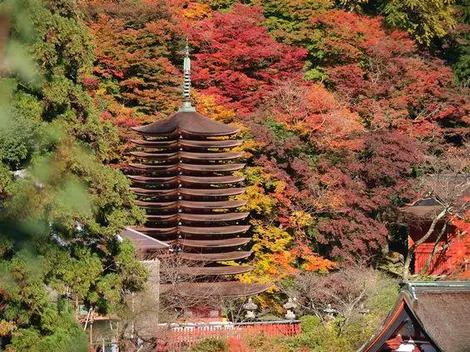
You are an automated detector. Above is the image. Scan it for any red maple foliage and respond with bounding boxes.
[310,10,470,144]
[189,4,307,116]
[248,78,423,261]
[79,0,467,268]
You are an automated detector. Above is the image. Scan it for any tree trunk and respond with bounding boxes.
[403,208,448,281]
[419,222,447,276]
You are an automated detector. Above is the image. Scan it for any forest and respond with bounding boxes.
[0,0,469,351]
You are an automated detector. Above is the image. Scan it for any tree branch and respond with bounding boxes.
[419,222,447,276]
[403,207,448,281]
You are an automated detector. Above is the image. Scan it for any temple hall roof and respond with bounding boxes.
[360,281,470,352]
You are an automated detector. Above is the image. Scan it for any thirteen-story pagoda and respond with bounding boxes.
[126,43,268,299]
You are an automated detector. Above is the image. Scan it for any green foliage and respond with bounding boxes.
[332,0,458,47]
[254,0,332,47]
[0,251,88,351]
[447,0,470,85]
[300,315,321,334]
[0,97,39,169]
[0,0,146,350]
[382,0,456,46]
[9,325,87,352]
[452,42,470,85]
[244,317,386,352]
[189,338,229,352]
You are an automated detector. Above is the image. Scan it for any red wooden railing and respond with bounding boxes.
[155,321,301,351]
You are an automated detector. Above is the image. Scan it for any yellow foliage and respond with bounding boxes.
[251,224,292,253]
[291,210,314,228]
[243,166,280,190]
[238,185,277,215]
[239,224,297,284]
[194,91,236,123]
[0,320,16,336]
[236,166,282,215]
[235,138,265,159]
[96,87,106,96]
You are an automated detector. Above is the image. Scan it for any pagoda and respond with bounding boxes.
[126,44,268,300]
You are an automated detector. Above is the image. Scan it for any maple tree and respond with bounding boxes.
[81,1,185,135]
[307,10,470,145]
[189,4,307,116]
[244,78,423,261]
[76,0,468,302]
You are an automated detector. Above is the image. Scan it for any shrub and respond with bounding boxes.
[189,338,228,352]
[300,315,321,334]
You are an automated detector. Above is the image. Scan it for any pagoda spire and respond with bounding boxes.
[180,39,196,112]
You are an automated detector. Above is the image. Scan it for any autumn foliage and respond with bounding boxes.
[190,4,307,116]
[81,0,469,283]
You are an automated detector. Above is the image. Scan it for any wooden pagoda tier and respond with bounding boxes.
[160,281,269,299]
[127,110,269,296]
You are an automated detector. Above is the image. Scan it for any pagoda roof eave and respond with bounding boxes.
[131,111,240,137]
[132,225,250,236]
[165,237,251,248]
[160,281,272,298]
[176,265,254,276]
[129,151,243,161]
[145,212,250,223]
[135,199,247,210]
[130,187,246,198]
[129,163,246,173]
[176,251,252,262]
[131,139,243,149]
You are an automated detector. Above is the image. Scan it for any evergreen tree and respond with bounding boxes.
[0,0,146,349]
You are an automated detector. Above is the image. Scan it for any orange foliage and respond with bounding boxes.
[268,80,364,152]
[182,2,211,19]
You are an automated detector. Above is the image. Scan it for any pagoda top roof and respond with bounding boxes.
[132,111,240,137]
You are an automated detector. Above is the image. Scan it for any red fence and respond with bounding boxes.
[156,321,301,351]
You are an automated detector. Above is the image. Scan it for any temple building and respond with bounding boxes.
[400,175,469,276]
[123,44,268,318]
[360,281,470,352]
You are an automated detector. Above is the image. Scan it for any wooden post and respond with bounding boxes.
[89,322,93,346]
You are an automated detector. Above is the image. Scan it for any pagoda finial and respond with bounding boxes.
[180,38,196,112]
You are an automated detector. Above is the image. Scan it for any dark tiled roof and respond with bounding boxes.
[361,281,470,352]
[131,111,239,137]
[400,174,470,219]
[406,282,470,351]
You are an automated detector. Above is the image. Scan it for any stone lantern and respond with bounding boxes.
[283,297,297,320]
[323,304,337,320]
[243,298,258,320]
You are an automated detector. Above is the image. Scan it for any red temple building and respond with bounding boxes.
[360,281,470,352]
[123,44,268,319]
[400,176,470,276]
